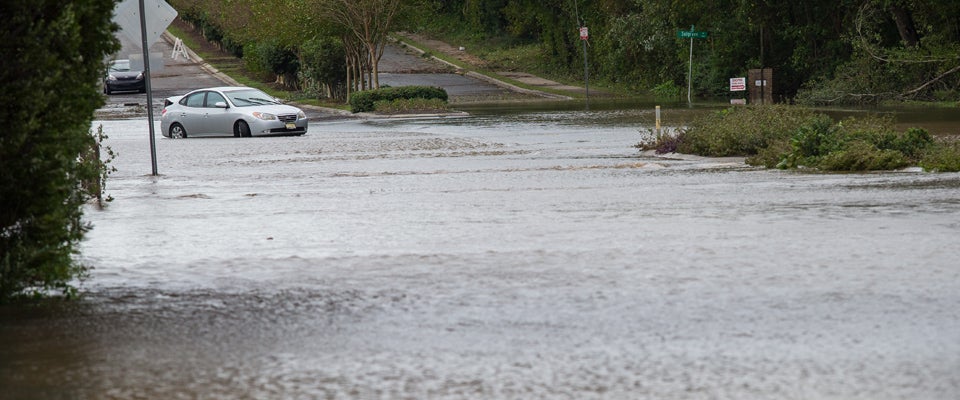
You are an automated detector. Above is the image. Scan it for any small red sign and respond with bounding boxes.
[730,77,746,91]
[579,27,589,40]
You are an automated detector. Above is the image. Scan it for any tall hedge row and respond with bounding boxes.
[0,0,120,302]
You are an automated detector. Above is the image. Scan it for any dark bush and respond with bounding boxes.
[299,37,347,99]
[1,0,119,302]
[349,86,449,113]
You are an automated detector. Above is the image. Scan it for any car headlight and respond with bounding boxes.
[252,112,276,120]
[297,111,306,120]
[136,72,144,80]
[107,75,117,81]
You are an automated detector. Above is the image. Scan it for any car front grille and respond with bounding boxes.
[278,114,297,123]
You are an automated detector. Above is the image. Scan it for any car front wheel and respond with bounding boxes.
[237,120,251,138]
[169,123,187,139]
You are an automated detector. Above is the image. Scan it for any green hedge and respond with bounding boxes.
[349,86,448,113]
[1,0,119,302]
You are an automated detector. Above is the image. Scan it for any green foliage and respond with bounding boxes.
[0,0,120,302]
[651,81,681,99]
[817,141,909,171]
[779,115,843,167]
[242,40,300,81]
[678,105,818,157]
[299,36,347,100]
[920,142,960,172]
[410,0,959,103]
[675,106,957,172]
[373,98,449,114]
[349,86,449,113]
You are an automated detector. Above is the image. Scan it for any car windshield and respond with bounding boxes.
[110,60,131,72]
[225,89,280,107]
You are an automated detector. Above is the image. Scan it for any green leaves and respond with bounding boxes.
[349,86,448,113]
[0,0,119,302]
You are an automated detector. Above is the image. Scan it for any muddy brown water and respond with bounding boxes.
[2,105,959,399]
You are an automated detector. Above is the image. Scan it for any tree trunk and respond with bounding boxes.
[889,4,920,48]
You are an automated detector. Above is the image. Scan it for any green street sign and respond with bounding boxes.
[677,30,708,39]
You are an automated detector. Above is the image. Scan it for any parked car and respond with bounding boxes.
[160,87,308,138]
[103,59,145,94]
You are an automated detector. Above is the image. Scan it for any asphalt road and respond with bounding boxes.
[99,31,232,117]
[101,30,523,119]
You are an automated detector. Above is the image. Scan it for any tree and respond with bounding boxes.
[323,0,402,90]
[0,0,120,301]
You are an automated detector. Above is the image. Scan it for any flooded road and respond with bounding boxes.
[3,108,960,399]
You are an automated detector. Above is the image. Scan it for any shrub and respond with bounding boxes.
[667,105,960,172]
[920,142,960,172]
[299,37,347,100]
[349,86,449,113]
[373,98,449,114]
[891,127,933,160]
[778,115,842,168]
[677,105,819,157]
[1,0,119,302]
[651,81,681,99]
[243,40,300,87]
[817,141,909,171]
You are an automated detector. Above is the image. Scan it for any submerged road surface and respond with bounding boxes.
[2,108,959,399]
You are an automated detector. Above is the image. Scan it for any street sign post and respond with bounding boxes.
[677,25,708,105]
[113,0,177,176]
[573,0,590,109]
[677,30,708,39]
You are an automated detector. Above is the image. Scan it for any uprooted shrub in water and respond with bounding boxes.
[920,141,960,172]
[641,105,957,172]
[677,105,819,157]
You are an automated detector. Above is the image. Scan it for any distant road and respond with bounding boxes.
[98,27,553,120]
[102,31,227,111]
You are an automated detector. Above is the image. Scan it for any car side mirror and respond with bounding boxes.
[214,101,228,108]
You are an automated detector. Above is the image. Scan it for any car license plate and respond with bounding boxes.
[286,123,296,130]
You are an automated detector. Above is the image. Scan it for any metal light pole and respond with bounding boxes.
[138,0,158,176]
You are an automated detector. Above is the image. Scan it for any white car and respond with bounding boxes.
[160,86,308,138]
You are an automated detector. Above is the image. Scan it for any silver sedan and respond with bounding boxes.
[160,86,308,138]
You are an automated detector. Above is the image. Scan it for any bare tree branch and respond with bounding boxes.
[902,64,960,96]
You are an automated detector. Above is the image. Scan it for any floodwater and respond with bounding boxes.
[2,106,960,399]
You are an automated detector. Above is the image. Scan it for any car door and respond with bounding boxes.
[178,91,208,136]
[202,91,233,136]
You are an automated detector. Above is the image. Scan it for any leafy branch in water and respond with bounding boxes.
[79,125,117,209]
